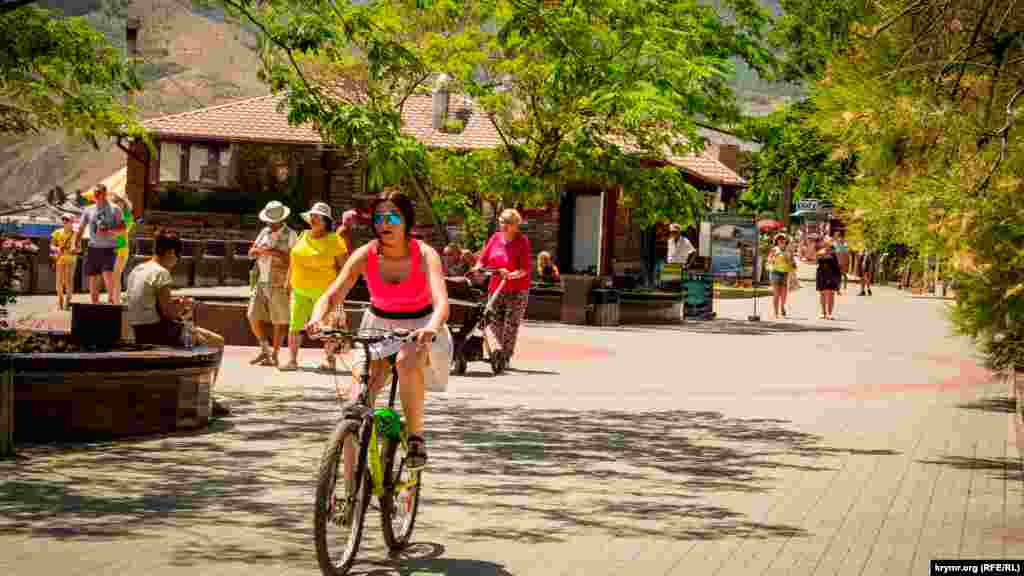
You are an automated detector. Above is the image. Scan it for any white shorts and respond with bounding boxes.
[349,309,452,393]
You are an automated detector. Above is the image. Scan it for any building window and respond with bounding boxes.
[159,142,181,182]
[157,142,233,185]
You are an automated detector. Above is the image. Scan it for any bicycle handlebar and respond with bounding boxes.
[313,327,436,345]
[470,267,505,276]
[312,327,411,343]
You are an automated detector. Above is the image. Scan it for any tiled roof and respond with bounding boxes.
[144,95,323,145]
[144,93,741,184]
[697,127,761,153]
[144,93,501,149]
[667,151,746,187]
[400,94,502,149]
[611,134,746,187]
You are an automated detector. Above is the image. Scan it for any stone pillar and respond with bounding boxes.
[560,274,595,325]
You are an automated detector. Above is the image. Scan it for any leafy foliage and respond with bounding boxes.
[208,0,778,236]
[0,3,146,146]
[736,99,856,216]
[775,0,1024,368]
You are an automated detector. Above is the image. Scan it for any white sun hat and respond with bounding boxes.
[301,202,333,224]
[259,200,291,224]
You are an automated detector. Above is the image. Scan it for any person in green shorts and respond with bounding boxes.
[281,202,349,372]
[109,194,136,305]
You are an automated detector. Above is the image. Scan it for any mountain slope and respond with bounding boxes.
[0,0,267,207]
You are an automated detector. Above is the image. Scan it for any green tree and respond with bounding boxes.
[773,0,1024,369]
[210,0,777,238]
[736,99,856,217]
[0,2,145,146]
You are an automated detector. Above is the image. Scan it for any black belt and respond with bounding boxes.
[370,305,433,320]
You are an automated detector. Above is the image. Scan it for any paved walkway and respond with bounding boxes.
[1,273,1019,575]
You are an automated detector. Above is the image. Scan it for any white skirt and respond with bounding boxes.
[349,309,452,393]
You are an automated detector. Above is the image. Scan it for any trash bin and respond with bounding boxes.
[560,274,595,325]
[590,288,620,326]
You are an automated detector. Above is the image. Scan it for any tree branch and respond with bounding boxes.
[975,84,1024,194]
[948,0,995,101]
[871,0,930,39]
[397,71,432,116]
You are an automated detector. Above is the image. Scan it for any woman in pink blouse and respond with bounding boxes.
[471,208,532,368]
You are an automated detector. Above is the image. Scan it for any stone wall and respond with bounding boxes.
[10,348,220,442]
[521,206,560,262]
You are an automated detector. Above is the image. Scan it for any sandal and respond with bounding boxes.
[249,351,270,365]
[279,362,299,372]
[259,355,279,367]
[406,435,428,470]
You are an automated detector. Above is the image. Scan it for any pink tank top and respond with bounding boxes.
[366,239,433,318]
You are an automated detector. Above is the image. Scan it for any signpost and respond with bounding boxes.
[796,199,820,212]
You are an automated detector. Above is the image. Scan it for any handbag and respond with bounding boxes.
[424,325,452,393]
[788,271,801,292]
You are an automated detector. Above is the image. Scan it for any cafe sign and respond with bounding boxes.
[796,199,820,212]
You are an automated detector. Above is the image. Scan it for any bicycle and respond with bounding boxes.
[312,326,424,576]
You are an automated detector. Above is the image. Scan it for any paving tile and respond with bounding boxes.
[1,276,1015,576]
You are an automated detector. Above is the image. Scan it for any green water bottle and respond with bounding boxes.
[374,408,402,441]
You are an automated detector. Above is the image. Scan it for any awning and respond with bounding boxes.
[0,220,61,238]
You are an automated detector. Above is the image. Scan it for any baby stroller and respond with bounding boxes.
[448,269,508,376]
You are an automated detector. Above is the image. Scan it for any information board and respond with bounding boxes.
[708,214,758,280]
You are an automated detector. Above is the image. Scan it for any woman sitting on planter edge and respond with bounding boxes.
[535,251,561,285]
[125,228,229,414]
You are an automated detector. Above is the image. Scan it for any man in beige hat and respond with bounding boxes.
[247,200,297,366]
[666,223,695,268]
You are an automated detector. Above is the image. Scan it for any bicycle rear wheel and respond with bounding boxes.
[314,419,371,576]
[380,434,422,550]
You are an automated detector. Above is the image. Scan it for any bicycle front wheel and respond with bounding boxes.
[314,419,371,576]
[380,435,422,550]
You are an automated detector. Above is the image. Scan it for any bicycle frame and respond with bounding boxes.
[347,337,414,500]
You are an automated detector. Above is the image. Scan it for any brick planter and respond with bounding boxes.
[614,291,679,323]
[6,345,222,446]
[193,298,371,348]
[527,287,562,321]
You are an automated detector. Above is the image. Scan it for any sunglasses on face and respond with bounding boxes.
[373,211,402,226]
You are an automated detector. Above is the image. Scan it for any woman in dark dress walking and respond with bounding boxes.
[816,239,842,320]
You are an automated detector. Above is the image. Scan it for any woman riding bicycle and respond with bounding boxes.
[307,189,450,469]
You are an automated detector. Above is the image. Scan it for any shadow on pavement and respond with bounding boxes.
[353,542,516,576]
[0,390,900,566]
[604,319,854,335]
[917,455,1024,482]
[957,395,1015,414]
[424,404,898,543]
[458,367,561,378]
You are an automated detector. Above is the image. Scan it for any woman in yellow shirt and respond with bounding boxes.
[768,233,795,318]
[281,202,349,372]
[50,215,78,310]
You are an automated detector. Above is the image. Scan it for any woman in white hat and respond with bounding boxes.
[247,200,297,367]
[281,202,349,371]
